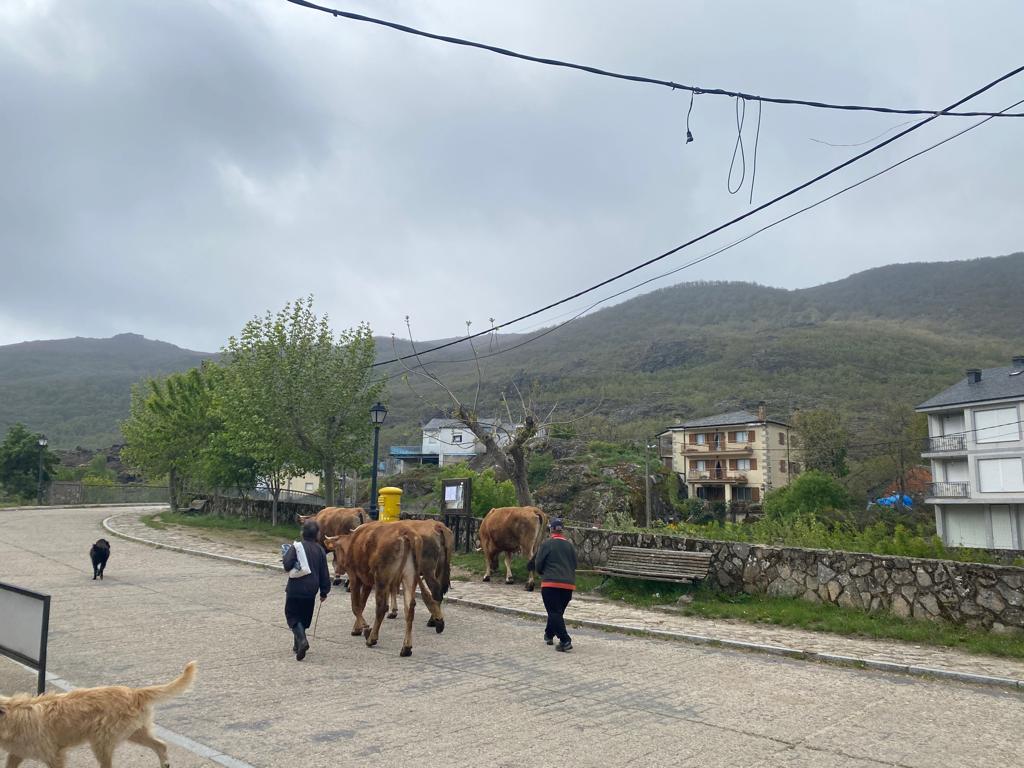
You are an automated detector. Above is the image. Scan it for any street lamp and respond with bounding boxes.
[644,440,657,528]
[368,402,388,520]
[36,436,48,506]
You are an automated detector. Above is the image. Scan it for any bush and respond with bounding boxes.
[527,451,555,489]
[763,470,850,520]
[433,465,516,517]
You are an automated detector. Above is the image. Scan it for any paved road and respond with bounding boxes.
[1,506,1021,768]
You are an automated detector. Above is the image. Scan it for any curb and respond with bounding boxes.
[102,513,1024,694]
[4,503,168,512]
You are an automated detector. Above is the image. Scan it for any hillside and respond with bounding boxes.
[0,334,213,447]
[1,254,1021,449]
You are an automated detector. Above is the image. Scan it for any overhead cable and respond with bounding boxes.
[283,0,1024,119]
[371,65,1024,369]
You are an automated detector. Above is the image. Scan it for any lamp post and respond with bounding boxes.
[36,436,48,506]
[368,402,388,520]
[644,439,657,528]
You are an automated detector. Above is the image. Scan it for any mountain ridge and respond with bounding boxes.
[2,253,1021,448]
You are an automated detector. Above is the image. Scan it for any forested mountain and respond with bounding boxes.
[0,333,213,447]
[2,254,1021,448]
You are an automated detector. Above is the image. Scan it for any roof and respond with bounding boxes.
[422,417,513,431]
[916,366,1024,410]
[664,409,791,430]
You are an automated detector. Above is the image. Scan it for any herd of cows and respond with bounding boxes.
[295,505,550,657]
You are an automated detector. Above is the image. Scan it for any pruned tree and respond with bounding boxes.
[393,321,595,507]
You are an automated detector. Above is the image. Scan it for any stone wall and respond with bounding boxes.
[192,494,317,525]
[565,526,1024,632]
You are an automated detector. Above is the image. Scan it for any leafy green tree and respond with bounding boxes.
[0,424,58,501]
[121,364,222,510]
[223,297,382,506]
[793,409,850,477]
[763,470,850,521]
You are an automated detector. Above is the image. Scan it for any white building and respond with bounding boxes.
[421,418,518,467]
[917,357,1024,550]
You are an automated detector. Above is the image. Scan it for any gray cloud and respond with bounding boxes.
[1,0,1022,350]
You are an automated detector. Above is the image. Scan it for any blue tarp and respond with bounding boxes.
[873,494,913,507]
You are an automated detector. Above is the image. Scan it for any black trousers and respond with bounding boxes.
[285,596,316,631]
[541,587,573,643]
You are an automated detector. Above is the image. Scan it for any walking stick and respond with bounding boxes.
[313,600,323,639]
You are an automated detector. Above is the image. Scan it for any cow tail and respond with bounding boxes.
[531,508,548,558]
[436,526,451,600]
[404,532,423,594]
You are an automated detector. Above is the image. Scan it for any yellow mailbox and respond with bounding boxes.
[378,486,403,522]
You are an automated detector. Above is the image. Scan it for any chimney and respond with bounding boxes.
[757,400,767,422]
[1013,356,1024,370]
[966,369,982,384]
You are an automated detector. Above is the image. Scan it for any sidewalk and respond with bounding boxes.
[105,511,1024,689]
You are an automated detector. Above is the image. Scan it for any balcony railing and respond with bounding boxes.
[927,481,970,498]
[923,434,967,453]
[686,441,753,454]
[687,469,748,484]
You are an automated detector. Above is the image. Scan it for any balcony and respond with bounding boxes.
[927,481,971,498]
[686,441,753,454]
[687,469,748,484]
[922,434,967,453]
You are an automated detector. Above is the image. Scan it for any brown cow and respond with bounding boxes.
[328,521,444,656]
[298,507,366,584]
[327,519,452,628]
[479,506,548,590]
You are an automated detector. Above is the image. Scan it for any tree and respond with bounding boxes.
[858,401,928,513]
[223,297,382,507]
[793,409,850,477]
[762,470,850,520]
[393,322,593,507]
[121,364,224,510]
[0,424,58,501]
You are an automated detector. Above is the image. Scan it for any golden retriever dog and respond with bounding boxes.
[0,661,196,768]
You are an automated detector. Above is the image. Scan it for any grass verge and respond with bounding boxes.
[141,511,296,541]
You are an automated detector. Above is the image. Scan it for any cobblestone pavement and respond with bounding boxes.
[108,509,1024,683]
[4,506,1022,768]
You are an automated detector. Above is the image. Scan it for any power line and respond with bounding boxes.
[372,66,1024,369]
[283,0,1024,119]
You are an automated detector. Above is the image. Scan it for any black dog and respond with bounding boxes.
[90,539,110,580]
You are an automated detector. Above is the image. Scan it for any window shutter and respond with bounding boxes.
[750,458,757,470]
[751,488,760,502]
[729,459,737,470]
[689,433,697,444]
[778,432,786,445]
[748,431,755,443]
[728,431,737,442]
[780,460,787,472]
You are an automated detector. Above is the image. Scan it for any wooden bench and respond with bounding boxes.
[595,546,712,584]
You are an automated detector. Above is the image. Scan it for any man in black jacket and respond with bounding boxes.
[282,520,331,660]
[530,517,577,652]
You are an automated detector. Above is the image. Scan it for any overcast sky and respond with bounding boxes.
[1,1,1022,351]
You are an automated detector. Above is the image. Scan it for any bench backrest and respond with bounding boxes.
[605,546,712,578]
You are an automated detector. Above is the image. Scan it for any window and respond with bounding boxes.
[780,460,787,473]
[778,432,786,445]
[737,459,751,471]
[733,486,753,501]
[978,458,1024,492]
[734,430,748,443]
[451,434,463,444]
[304,482,315,492]
[695,433,706,445]
[692,460,707,471]
[975,407,1020,444]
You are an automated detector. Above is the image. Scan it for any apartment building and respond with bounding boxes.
[917,357,1024,550]
[658,403,796,505]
